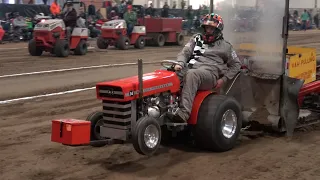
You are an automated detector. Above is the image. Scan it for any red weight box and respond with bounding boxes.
[51,119,91,145]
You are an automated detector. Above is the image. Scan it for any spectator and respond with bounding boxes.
[102,0,112,18]
[293,10,298,18]
[301,9,309,31]
[308,9,312,25]
[50,0,61,17]
[181,0,186,9]
[118,0,126,18]
[112,2,119,14]
[146,3,155,17]
[186,5,193,31]
[63,1,77,40]
[162,2,169,18]
[88,0,96,16]
[314,11,319,29]
[172,1,176,9]
[28,0,33,4]
[123,5,137,36]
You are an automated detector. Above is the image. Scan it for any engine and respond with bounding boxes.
[34,19,65,32]
[33,19,66,43]
[140,91,180,118]
[96,70,181,140]
[101,19,127,29]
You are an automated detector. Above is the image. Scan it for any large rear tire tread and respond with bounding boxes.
[195,94,242,152]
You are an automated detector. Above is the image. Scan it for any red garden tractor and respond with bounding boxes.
[96,5,184,50]
[28,1,89,57]
[51,0,320,156]
[96,19,146,50]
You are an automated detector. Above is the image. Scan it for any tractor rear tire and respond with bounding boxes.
[195,95,242,152]
[154,33,165,47]
[176,33,184,46]
[28,39,43,56]
[86,111,108,147]
[74,40,88,55]
[132,116,161,156]
[134,36,145,49]
[97,36,108,49]
[54,39,70,57]
[117,36,130,50]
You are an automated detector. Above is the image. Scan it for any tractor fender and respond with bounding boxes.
[188,90,214,125]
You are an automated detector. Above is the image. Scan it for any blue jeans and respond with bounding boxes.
[301,20,307,31]
[127,23,134,36]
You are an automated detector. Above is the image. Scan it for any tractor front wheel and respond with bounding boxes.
[117,36,130,50]
[86,111,108,147]
[134,36,145,49]
[74,40,88,55]
[28,39,43,56]
[195,95,242,152]
[54,39,70,57]
[97,36,108,49]
[132,116,161,155]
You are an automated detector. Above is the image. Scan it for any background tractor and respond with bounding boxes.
[97,19,146,50]
[96,5,184,50]
[28,1,88,57]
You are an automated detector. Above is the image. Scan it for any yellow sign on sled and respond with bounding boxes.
[235,43,317,84]
[286,46,317,84]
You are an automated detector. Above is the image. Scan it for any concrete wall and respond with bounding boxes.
[289,0,315,8]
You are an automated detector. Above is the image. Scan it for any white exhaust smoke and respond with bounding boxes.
[219,0,285,75]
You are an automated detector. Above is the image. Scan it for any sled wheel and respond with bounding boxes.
[154,33,165,47]
[86,111,108,147]
[195,95,242,152]
[134,36,145,49]
[176,33,184,46]
[97,36,108,49]
[117,36,130,50]
[54,39,70,57]
[74,40,87,55]
[28,39,43,56]
[132,116,161,156]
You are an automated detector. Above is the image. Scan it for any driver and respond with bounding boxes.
[63,1,77,40]
[171,13,241,123]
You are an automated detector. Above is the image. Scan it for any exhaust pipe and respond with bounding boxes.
[138,59,143,99]
[136,59,144,120]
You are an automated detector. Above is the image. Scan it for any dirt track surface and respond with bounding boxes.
[1,31,320,180]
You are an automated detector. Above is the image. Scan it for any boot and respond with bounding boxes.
[171,107,189,123]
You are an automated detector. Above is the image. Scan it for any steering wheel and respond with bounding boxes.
[160,60,179,70]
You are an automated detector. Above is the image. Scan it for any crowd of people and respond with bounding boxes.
[48,0,210,35]
[290,9,320,31]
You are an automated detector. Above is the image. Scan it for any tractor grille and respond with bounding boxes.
[35,32,48,36]
[98,86,124,99]
[102,100,134,130]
